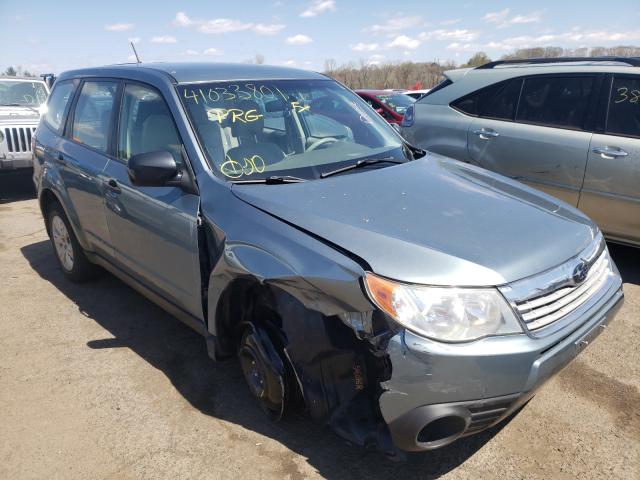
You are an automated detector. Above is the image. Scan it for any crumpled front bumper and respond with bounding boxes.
[379,280,624,452]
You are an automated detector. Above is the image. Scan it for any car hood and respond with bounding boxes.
[0,106,41,124]
[231,154,599,286]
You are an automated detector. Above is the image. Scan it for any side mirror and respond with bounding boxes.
[127,151,178,187]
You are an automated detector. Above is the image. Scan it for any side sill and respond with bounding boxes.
[87,252,207,337]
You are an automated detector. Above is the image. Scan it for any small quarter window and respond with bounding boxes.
[43,81,75,133]
[516,76,594,130]
[606,77,640,139]
[71,81,118,152]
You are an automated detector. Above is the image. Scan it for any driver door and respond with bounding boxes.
[102,82,203,320]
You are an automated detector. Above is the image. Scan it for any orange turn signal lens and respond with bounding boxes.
[364,272,398,318]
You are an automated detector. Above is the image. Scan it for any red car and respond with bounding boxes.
[355,90,416,125]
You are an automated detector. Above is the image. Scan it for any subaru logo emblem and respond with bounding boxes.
[572,261,589,284]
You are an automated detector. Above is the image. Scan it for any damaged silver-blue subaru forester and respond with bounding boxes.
[33,63,624,456]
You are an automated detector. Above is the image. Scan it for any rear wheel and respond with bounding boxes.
[47,204,95,282]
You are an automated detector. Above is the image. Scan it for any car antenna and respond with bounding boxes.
[130,41,142,64]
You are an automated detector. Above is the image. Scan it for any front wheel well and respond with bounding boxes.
[214,278,283,357]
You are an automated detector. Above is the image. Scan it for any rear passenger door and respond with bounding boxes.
[102,82,203,320]
[58,79,119,257]
[579,74,640,245]
[467,75,598,206]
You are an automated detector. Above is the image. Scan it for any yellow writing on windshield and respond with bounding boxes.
[220,154,266,179]
[206,108,263,124]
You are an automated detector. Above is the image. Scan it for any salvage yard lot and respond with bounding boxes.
[1,172,639,480]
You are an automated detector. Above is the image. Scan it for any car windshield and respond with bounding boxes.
[0,80,48,107]
[178,79,407,181]
[375,93,415,114]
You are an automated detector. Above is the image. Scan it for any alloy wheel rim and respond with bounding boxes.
[51,215,74,271]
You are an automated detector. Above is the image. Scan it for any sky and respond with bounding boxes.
[1,0,639,75]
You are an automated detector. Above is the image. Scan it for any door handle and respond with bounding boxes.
[472,128,499,140]
[56,153,67,166]
[592,146,628,159]
[105,178,122,194]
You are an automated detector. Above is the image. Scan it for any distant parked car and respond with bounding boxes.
[401,56,640,247]
[405,89,431,100]
[355,90,415,125]
[0,77,49,172]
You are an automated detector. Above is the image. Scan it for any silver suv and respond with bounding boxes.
[401,57,640,247]
[33,63,624,456]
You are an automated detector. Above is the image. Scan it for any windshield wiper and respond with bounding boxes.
[231,175,307,184]
[320,156,404,179]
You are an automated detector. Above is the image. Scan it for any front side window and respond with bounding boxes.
[118,84,183,165]
[0,80,48,107]
[516,76,594,129]
[71,81,118,152]
[605,76,640,139]
[43,81,75,133]
[178,79,404,181]
[452,79,521,120]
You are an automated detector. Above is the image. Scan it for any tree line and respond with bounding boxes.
[323,45,640,90]
[2,66,37,78]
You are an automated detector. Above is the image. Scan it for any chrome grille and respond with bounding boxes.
[514,250,611,331]
[3,127,36,153]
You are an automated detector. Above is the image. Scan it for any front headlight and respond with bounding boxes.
[364,273,522,342]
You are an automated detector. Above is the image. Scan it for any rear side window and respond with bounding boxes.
[481,79,521,120]
[453,79,521,120]
[71,81,118,152]
[43,81,75,133]
[605,76,640,139]
[516,76,594,130]
[117,83,183,165]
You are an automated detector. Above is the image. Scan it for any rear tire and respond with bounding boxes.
[47,204,95,282]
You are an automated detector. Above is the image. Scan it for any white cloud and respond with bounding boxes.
[286,34,313,45]
[364,15,423,33]
[184,49,199,56]
[483,8,542,28]
[174,12,285,35]
[351,42,379,52]
[419,29,478,42]
[151,36,177,44]
[203,47,223,56]
[388,35,421,50]
[300,0,336,18]
[253,23,286,35]
[440,18,461,26]
[105,23,134,32]
[127,54,138,62]
[174,11,194,27]
[128,37,140,44]
[283,59,297,65]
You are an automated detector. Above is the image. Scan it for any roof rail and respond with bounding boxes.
[476,56,640,69]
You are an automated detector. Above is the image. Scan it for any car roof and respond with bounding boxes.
[0,76,46,82]
[56,62,327,84]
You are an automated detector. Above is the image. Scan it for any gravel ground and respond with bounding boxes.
[1,171,638,480]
